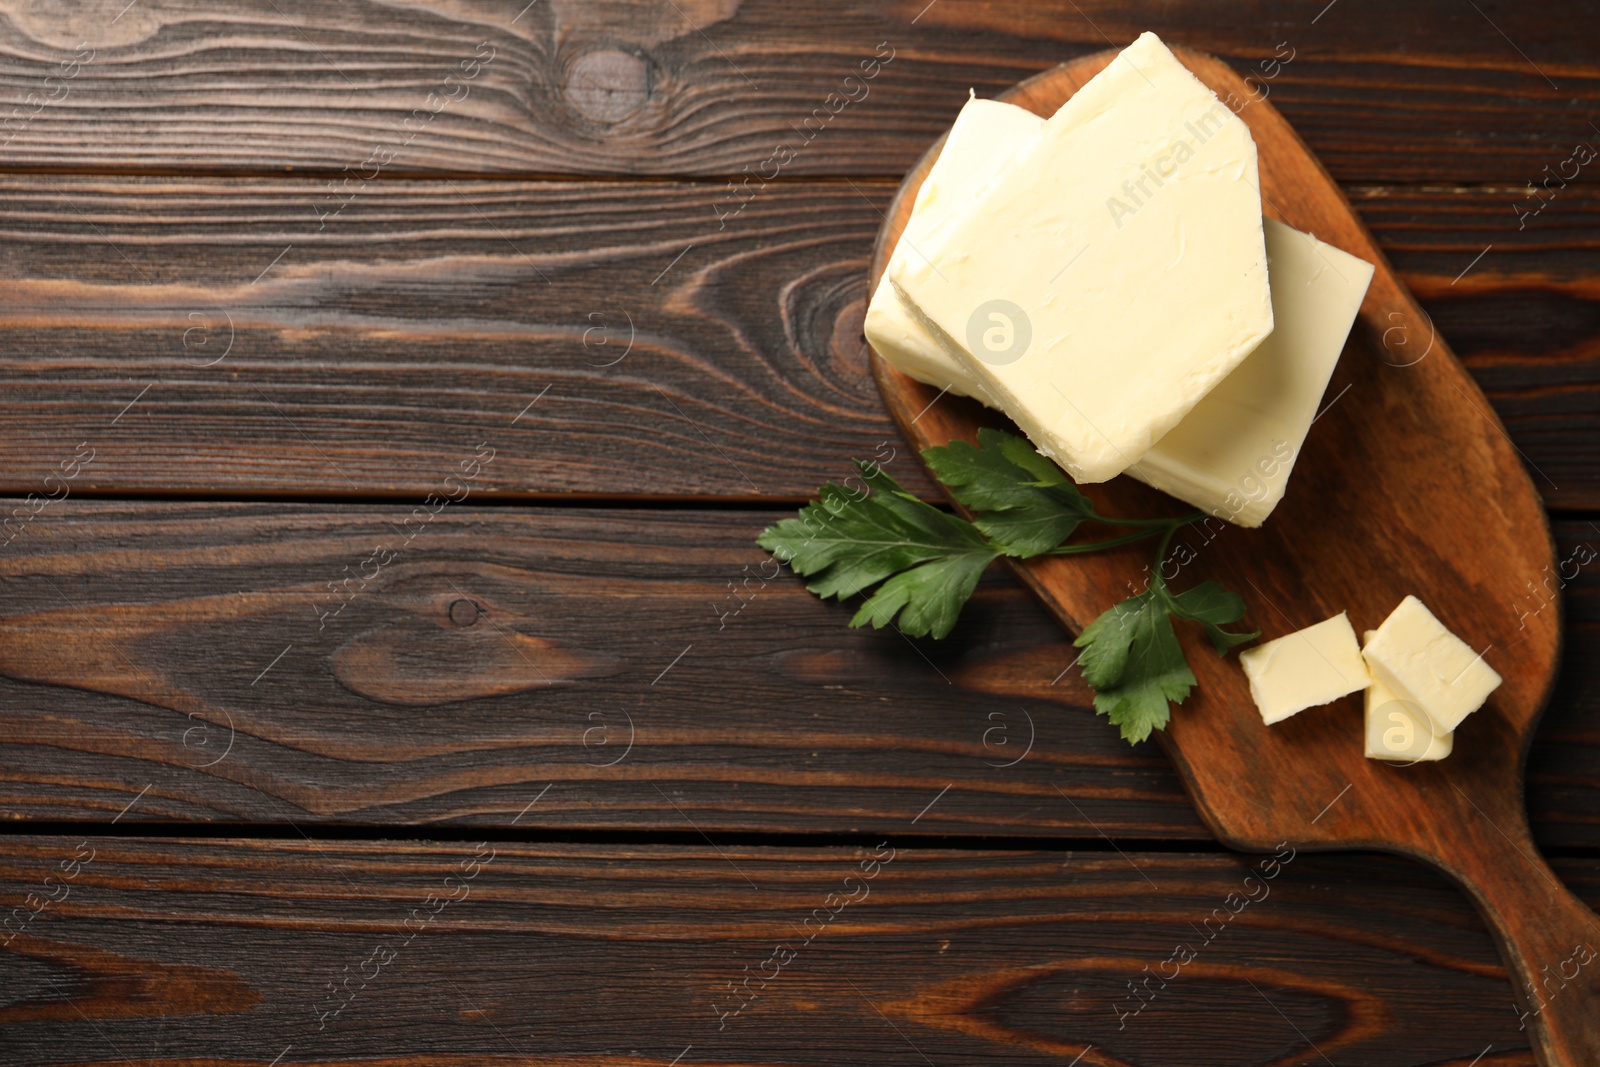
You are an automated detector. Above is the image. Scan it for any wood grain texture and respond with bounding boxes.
[0,3,1593,1059]
[0,500,1595,849]
[1,836,1594,1066]
[1350,185,1600,509]
[0,0,1593,183]
[870,49,1594,1063]
[0,177,1594,505]
[0,500,1195,834]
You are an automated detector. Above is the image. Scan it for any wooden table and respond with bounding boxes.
[0,2,1595,1063]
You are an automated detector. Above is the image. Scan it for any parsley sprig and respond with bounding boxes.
[757,428,1258,743]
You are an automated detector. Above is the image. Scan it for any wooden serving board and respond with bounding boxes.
[869,47,1597,1065]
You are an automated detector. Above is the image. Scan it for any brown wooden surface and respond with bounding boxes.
[2,836,1595,1066]
[0,178,1593,505]
[0,0,1597,1060]
[0,502,1596,848]
[871,47,1595,1063]
[0,0,1593,184]
[0,177,1595,506]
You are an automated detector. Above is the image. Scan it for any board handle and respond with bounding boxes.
[1428,804,1600,1064]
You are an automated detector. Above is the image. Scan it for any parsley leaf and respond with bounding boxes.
[1075,591,1197,743]
[923,428,1096,556]
[756,461,999,639]
[1167,581,1259,655]
[761,429,1260,743]
[849,550,996,639]
[1074,565,1258,742]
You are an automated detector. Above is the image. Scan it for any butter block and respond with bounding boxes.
[865,96,1041,402]
[1126,220,1374,526]
[892,31,1273,483]
[1362,632,1452,762]
[1360,595,1501,734]
[1239,612,1370,724]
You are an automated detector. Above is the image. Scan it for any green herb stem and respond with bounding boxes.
[1087,509,1208,529]
[1148,518,1196,595]
[1045,528,1165,555]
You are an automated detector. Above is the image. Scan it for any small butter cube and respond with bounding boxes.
[1364,654,1453,762]
[1239,612,1370,724]
[1360,595,1501,734]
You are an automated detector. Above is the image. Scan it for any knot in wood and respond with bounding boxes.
[564,49,650,123]
[448,598,483,628]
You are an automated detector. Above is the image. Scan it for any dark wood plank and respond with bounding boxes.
[1527,520,1600,850]
[1,501,1595,849]
[0,836,1588,1066]
[0,501,1200,836]
[0,176,904,502]
[0,178,1594,505]
[0,0,1594,183]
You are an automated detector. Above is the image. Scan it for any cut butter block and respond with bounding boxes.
[1361,595,1501,734]
[1239,612,1370,724]
[864,95,1041,403]
[891,31,1273,484]
[877,201,1373,525]
[1362,632,1452,762]
[1126,220,1374,526]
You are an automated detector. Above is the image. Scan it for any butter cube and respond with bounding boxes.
[865,96,1040,402]
[1126,220,1373,526]
[1360,596,1501,734]
[1362,633,1452,762]
[893,32,1274,483]
[1239,612,1370,724]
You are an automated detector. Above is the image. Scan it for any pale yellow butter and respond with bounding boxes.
[864,95,1041,402]
[891,32,1273,483]
[1239,611,1370,724]
[1361,631,1452,762]
[1361,596,1501,734]
[1126,220,1373,526]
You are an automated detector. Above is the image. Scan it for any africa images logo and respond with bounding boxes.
[965,299,1032,365]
